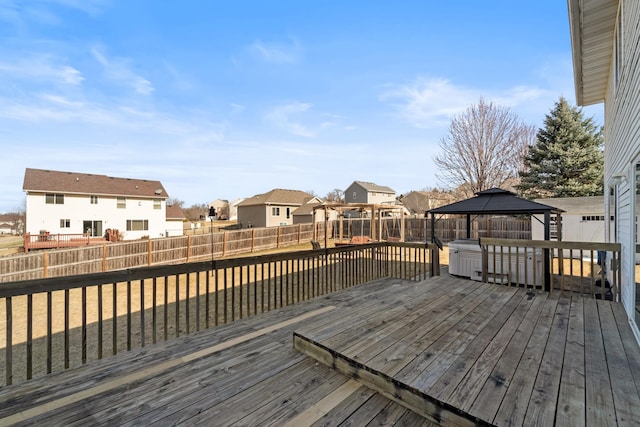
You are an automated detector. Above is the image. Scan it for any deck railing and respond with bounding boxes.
[479,238,621,300]
[23,233,107,252]
[0,242,437,386]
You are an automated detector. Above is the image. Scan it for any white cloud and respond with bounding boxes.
[0,56,84,85]
[91,46,154,95]
[248,38,301,64]
[382,77,552,128]
[264,102,316,138]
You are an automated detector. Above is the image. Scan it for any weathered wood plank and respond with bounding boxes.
[467,290,548,421]
[427,288,528,402]
[395,283,519,392]
[555,296,586,426]
[450,290,546,412]
[522,294,571,425]
[583,297,617,426]
[611,302,640,396]
[293,334,488,426]
[493,292,559,426]
[597,300,640,425]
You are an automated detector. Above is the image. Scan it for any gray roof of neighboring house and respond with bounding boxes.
[292,202,322,215]
[238,189,314,207]
[23,168,168,199]
[166,205,187,220]
[350,181,395,194]
[533,196,605,214]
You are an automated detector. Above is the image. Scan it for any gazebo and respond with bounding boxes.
[426,188,564,291]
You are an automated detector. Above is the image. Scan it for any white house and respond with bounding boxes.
[344,181,396,205]
[165,205,187,237]
[568,0,640,342]
[531,196,611,242]
[23,168,170,240]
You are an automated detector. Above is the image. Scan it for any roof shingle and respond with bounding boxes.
[23,168,169,199]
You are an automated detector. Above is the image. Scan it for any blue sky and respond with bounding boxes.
[0,0,603,213]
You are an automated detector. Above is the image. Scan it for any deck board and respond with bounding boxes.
[0,274,639,426]
[293,277,640,426]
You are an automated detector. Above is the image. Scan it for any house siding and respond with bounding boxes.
[26,192,167,240]
[601,0,640,338]
[345,182,395,204]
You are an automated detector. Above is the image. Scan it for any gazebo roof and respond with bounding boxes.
[427,188,564,216]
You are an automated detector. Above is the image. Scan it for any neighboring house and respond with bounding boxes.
[0,222,13,235]
[165,205,187,237]
[228,198,245,221]
[237,189,319,228]
[531,196,611,242]
[399,190,456,217]
[568,0,640,342]
[209,199,229,220]
[292,202,338,225]
[22,168,169,240]
[344,181,396,205]
[0,213,23,235]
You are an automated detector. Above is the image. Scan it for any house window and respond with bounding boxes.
[46,193,64,204]
[153,199,162,209]
[90,195,98,204]
[286,207,291,219]
[117,197,126,209]
[352,192,357,199]
[60,219,70,228]
[272,207,280,216]
[126,219,149,231]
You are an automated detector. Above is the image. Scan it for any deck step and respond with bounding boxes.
[293,332,490,426]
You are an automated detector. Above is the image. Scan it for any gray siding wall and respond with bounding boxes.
[604,0,640,333]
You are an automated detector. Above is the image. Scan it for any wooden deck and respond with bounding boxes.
[0,274,638,426]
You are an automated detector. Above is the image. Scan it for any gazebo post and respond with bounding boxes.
[543,211,551,292]
[466,214,471,239]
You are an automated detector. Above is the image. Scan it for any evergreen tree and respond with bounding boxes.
[518,97,603,199]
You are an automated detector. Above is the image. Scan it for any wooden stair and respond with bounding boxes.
[293,332,488,426]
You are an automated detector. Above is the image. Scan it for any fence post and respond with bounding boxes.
[102,243,107,272]
[277,227,281,248]
[148,239,152,266]
[186,235,191,263]
[223,231,227,257]
[298,224,301,244]
[251,229,255,253]
[43,251,48,278]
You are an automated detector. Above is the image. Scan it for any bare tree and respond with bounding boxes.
[183,203,208,221]
[166,197,185,208]
[434,98,535,198]
[325,188,344,202]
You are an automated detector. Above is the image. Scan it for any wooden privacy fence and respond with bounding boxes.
[479,238,621,300]
[0,223,321,283]
[334,217,531,243]
[0,242,437,386]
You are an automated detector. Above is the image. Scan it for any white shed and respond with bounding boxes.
[531,196,610,243]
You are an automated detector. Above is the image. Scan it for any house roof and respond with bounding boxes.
[533,196,604,214]
[237,189,314,207]
[23,168,169,199]
[349,181,395,194]
[428,188,564,216]
[166,205,187,220]
[568,0,618,106]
